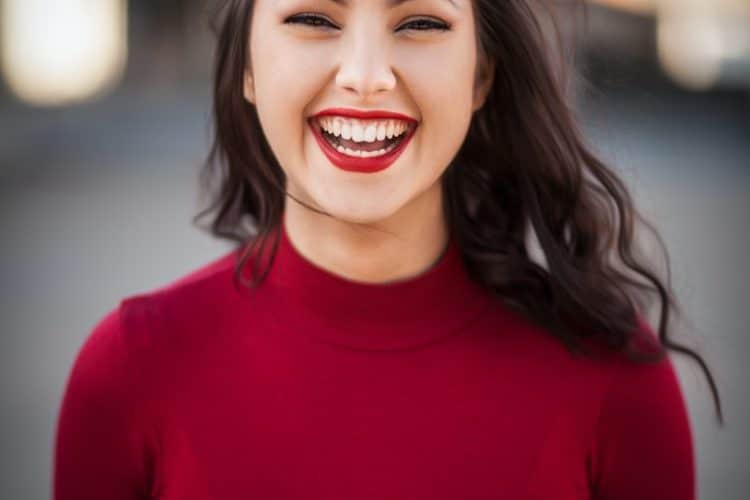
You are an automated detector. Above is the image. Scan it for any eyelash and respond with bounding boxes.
[284,13,451,33]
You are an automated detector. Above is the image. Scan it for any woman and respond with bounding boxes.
[54,0,723,498]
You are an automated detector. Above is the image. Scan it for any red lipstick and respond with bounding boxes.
[309,108,419,174]
[313,108,417,122]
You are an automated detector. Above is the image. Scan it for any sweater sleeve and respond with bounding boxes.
[589,352,696,499]
[54,305,156,499]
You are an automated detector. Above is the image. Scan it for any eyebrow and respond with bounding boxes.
[325,0,460,10]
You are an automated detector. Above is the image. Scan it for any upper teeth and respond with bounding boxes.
[318,117,410,143]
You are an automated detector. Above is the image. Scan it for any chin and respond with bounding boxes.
[319,198,404,226]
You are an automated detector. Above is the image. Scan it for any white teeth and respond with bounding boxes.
[332,140,400,158]
[364,124,377,142]
[385,121,396,139]
[376,122,386,141]
[341,121,352,140]
[351,124,364,142]
[319,117,411,143]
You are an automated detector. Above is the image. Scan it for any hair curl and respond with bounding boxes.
[195,0,723,425]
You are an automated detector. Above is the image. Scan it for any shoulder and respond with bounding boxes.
[595,346,691,438]
[78,248,245,368]
[120,247,246,340]
[53,254,251,497]
[493,306,692,434]
[586,322,695,498]
[131,246,242,308]
[590,320,689,413]
[578,319,693,436]
[516,314,696,497]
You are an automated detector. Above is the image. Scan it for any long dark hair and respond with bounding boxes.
[195,0,724,425]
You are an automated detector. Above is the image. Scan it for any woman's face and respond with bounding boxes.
[245,0,492,224]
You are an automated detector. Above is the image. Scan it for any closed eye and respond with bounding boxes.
[284,13,450,32]
[399,18,450,32]
[284,13,338,30]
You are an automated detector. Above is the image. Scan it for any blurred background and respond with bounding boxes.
[0,0,748,498]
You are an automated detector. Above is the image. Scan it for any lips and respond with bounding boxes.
[312,107,418,123]
[307,107,419,173]
[309,117,418,174]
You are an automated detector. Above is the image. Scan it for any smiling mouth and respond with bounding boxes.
[312,119,416,158]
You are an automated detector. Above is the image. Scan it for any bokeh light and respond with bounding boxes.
[0,0,128,106]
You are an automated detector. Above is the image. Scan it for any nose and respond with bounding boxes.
[335,24,397,99]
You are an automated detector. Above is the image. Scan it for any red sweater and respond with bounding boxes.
[54,220,695,499]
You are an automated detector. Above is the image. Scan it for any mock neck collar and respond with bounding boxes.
[259,216,496,351]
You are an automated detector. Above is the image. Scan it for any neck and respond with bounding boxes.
[282,185,449,285]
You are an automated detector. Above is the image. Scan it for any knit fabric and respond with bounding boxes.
[54,218,694,499]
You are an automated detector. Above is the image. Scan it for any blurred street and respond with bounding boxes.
[1,1,749,498]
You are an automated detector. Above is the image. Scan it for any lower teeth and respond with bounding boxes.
[335,142,399,158]
[325,135,403,158]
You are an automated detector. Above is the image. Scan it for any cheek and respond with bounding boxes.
[251,23,327,96]
[252,28,330,82]
[250,34,330,158]
[395,46,476,159]
[395,43,477,112]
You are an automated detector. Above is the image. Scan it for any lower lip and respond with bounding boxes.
[309,119,417,174]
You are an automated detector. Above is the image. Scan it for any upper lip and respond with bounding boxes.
[311,108,418,123]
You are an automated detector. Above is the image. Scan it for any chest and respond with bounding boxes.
[148,340,595,500]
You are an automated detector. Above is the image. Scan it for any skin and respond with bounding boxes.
[244,0,494,284]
